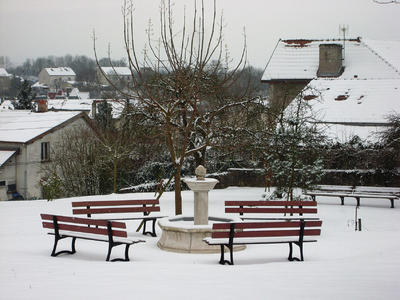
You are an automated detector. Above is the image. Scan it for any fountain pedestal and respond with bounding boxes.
[184,178,218,225]
[157,165,245,253]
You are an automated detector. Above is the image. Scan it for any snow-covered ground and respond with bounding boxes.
[1,187,400,300]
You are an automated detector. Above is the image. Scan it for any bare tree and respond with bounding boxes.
[94,0,253,215]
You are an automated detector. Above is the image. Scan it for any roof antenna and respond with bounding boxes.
[339,25,349,63]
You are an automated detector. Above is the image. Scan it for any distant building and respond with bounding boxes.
[262,37,400,143]
[97,66,132,87]
[0,108,95,200]
[38,67,76,89]
[0,68,12,96]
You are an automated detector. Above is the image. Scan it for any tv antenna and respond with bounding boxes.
[339,25,349,62]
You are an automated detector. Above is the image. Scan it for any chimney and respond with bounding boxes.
[317,43,343,77]
[35,99,48,113]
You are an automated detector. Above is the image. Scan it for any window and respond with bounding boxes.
[0,181,5,187]
[41,142,50,161]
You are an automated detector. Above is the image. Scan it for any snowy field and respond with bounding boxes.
[1,187,400,300]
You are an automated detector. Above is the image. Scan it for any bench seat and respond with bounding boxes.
[41,214,145,261]
[304,191,398,208]
[204,220,322,265]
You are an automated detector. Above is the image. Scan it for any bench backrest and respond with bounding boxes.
[353,186,400,196]
[72,199,161,217]
[314,185,400,196]
[225,200,318,216]
[211,220,322,239]
[40,214,128,238]
[314,185,353,193]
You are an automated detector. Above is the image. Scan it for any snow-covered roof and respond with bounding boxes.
[44,67,76,76]
[47,99,92,112]
[31,82,48,89]
[262,38,400,81]
[0,111,84,144]
[0,68,11,77]
[0,150,16,167]
[268,37,400,143]
[101,67,131,76]
[307,79,400,124]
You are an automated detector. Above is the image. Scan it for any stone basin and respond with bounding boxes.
[157,215,246,253]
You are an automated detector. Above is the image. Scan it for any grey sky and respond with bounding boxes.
[0,0,399,69]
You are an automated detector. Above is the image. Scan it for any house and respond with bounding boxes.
[38,67,76,89]
[0,68,12,96]
[0,107,95,200]
[97,66,132,87]
[262,37,400,142]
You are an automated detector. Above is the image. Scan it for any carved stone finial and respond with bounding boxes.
[195,165,206,180]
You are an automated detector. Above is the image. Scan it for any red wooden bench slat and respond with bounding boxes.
[72,199,159,207]
[212,228,321,239]
[225,207,317,214]
[212,220,322,230]
[40,214,126,228]
[42,222,128,238]
[72,206,161,215]
[225,201,317,207]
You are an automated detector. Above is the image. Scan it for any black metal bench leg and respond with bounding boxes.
[107,242,132,262]
[356,197,360,207]
[106,242,113,262]
[390,199,394,208]
[219,245,225,264]
[141,219,157,237]
[51,236,76,257]
[288,242,293,261]
[219,245,233,265]
[124,244,131,261]
[298,242,304,261]
[288,242,303,261]
[340,196,344,205]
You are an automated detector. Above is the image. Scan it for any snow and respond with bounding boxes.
[0,100,15,110]
[47,99,92,112]
[1,187,400,300]
[0,150,15,167]
[308,79,400,124]
[45,67,75,76]
[0,110,83,143]
[266,37,400,143]
[101,67,131,76]
[262,38,400,81]
[0,67,11,77]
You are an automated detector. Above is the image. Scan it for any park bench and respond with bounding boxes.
[203,219,322,265]
[40,214,145,261]
[72,199,166,237]
[225,200,319,220]
[304,185,400,208]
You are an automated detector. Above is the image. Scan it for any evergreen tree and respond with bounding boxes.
[14,80,34,109]
[256,90,326,200]
[95,100,113,130]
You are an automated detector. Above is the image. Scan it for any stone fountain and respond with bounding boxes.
[157,166,245,253]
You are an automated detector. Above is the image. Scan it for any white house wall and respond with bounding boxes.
[0,155,16,200]
[0,117,92,200]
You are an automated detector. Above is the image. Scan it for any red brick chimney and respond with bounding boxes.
[35,99,48,113]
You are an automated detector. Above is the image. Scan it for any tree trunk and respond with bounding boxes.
[174,169,182,215]
[113,157,117,193]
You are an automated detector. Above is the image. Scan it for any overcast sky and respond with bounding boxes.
[0,0,399,69]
